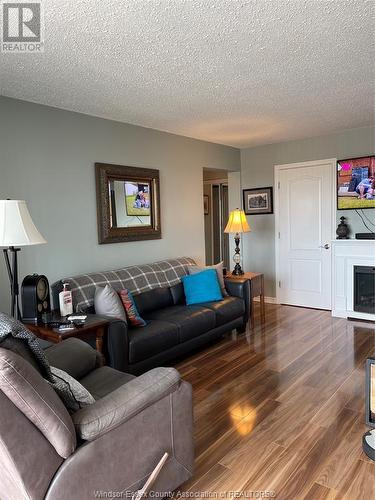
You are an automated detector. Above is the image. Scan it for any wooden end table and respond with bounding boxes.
[25,314,109,356]
[226,271,265,329]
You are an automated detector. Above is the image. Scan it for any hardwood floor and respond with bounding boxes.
[175,304,375,499]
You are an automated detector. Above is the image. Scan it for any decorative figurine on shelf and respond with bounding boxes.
[336,216,350,239]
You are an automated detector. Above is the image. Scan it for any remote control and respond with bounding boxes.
[57,324,76,331]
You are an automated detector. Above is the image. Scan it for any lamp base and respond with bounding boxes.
[3,247,22,320]
[232,264,244,276]
[232,233,244,276]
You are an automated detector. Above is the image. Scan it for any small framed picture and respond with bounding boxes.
[203,194,209,215]
[243,187,273,215]
[365,358,375,428]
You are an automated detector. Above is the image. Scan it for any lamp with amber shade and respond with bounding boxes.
[224,209,250,276]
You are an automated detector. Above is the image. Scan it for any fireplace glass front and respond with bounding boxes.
[354,266,375,315]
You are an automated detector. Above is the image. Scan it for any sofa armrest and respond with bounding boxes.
[72,367,181,441]
[225,277,251,325]
[105,318,130,372]
[86,314,129,372]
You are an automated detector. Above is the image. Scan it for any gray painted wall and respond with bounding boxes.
[240,126,375,297]
[0,97,239,312]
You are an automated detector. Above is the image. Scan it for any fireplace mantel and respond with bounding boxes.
[332,239,375,321]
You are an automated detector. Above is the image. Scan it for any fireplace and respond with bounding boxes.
[354,266,375,315]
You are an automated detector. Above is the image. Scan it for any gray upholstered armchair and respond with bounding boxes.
[0,337,193,500]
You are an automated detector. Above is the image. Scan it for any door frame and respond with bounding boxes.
[274,158,337,306]
[203,179,229,266]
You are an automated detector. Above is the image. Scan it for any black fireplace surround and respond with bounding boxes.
[354,266,375,315]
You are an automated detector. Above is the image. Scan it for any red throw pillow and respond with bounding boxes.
[118,289,147,327]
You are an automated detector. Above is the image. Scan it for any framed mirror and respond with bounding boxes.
[95,163,161,244]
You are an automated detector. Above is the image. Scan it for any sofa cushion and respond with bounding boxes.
[94,285,126,320]
[144,305,216,343]
[128,320,179,364]
[80,366,136,399]
[182,269,223,305]
[170,282,185,305]
[133,287,173,315]
[118,289,147,327]
[202,296,245,326]
[188,261,228,296]
[0,348,76,459]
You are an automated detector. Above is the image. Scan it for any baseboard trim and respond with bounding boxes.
[332,310,348,319]
[253,296,277,304]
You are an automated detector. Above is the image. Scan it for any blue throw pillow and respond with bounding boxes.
[181,269,223,306]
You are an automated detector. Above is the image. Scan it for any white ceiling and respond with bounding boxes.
[1,0,374,148]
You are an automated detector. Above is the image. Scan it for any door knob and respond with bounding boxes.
[319,243,330,250]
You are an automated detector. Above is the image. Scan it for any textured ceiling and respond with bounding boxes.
[1,0,374,147]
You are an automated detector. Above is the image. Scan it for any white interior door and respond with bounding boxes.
[276,159,334,309]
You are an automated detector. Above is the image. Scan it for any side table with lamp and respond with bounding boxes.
[224,208,265,328]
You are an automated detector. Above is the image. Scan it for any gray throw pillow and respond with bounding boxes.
[94,284,127,320]
[188,261,228,296]
[50,366,95,413]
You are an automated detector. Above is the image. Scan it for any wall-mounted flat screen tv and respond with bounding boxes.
[337,156,375,210]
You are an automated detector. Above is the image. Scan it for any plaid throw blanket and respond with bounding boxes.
[58,257,196,313]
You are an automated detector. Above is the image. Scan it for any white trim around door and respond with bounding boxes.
[274,158,337,309]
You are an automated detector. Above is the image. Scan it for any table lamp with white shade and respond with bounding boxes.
[224,208,251,276]
[0,200,46,319]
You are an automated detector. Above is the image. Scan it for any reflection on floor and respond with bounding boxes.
[176,304,375,499]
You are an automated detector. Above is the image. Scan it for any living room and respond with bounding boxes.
[0,1,374,499]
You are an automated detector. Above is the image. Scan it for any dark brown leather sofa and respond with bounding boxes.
[52,278,250,375]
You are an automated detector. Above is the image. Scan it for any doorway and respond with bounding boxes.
[275,158,336,310]
[203,168,230,269]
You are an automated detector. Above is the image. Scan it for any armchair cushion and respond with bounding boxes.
[0,348,76,459]
[72,367,180,441]
[45,337,98,379]
[80,366,136,399]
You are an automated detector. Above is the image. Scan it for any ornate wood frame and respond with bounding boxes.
[95,163,161,244]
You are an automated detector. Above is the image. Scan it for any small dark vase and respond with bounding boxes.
[336,216,350,239]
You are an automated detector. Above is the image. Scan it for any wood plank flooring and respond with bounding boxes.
[175,304,375,499]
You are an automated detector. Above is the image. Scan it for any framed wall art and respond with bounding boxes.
[243,186,273,215]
